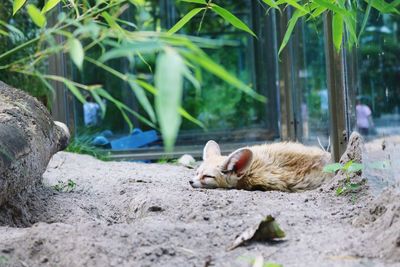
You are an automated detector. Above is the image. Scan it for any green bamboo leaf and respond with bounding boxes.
[127,77,157,123]
[276,0,310,14]
[35,71,55,97]
[387,0,400,9]
[155,48,185,152]
[90,90,106,119]
[180,0,207,4]
[262,0,280,9]
[182,51,266,102]
[42,0,61,14]
[13,0,27,15]
[332,12,344,51]
[0,29,8,36]
[313,0,350,15]
[135,79,157,94]
[100,49,134,62]
[135,79,203,128]
[358,0,373,38]
[336,0,346,8]
[366,0,400,13]
[179,107,205,128]
[121,109,134,130]
[343,11,358,47]
[309,6,327,19]
[96,89,135,129]
[96,88,156,130]
[68,38,84,70]
[182,64,201,90]
[278,9,306,55]
[102,11,125,34]
[63,80,86,104]
[168,7,205,35]
[211,4,257,37]
[99,41,163,62]
[27,4,47,28]
[0,21,24,38]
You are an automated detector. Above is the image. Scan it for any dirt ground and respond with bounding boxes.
[0,145,400,266]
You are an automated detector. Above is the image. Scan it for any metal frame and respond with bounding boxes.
[49,5,76,133]
[251,3,281,140]
[278,8,297,141]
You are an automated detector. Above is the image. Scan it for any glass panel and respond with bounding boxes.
[357,11,400,139]
[70,0,281,154]
[355,11,400,194]
[173,0,277,145]
[72,2,160,137]
[291,18,330,147]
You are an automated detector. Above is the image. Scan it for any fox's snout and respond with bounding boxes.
[189,174,201,188]
[189,173,220,189]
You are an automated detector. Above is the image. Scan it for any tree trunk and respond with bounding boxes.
[0,81,70,207]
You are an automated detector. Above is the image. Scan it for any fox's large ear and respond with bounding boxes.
[223,148,253,176]
[203,140,221,160]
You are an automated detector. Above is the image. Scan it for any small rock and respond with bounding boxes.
[396,235,400,247]
[204,255,213,267]
[1,248,14,253]
[148,206,164,212]
[169,250,176,256]
[177,154,196,168]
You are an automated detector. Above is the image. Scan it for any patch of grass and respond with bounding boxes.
[66,135,110,161]
[53,179,77,193]
[0,255,8,264]
[156,157,178,164]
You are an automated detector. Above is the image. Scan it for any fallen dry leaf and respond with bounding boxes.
[228,215,285,250]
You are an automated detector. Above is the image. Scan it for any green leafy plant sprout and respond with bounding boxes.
[323,160,363,196]
[53,179,77,193]
[0,255,8,264]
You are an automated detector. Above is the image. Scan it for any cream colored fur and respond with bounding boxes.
[190,141,333,192]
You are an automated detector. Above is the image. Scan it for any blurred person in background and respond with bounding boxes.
[356,97,374,136]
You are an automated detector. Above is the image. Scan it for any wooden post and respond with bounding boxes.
[323,12,349,162]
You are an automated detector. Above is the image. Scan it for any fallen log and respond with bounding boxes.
[0,81,70,207]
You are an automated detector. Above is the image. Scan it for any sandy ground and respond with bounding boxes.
[0,149,399,267]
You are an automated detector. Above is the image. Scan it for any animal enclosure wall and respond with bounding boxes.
[1,0,399,161]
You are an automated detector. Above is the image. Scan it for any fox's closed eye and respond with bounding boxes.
[203,175,215,179]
